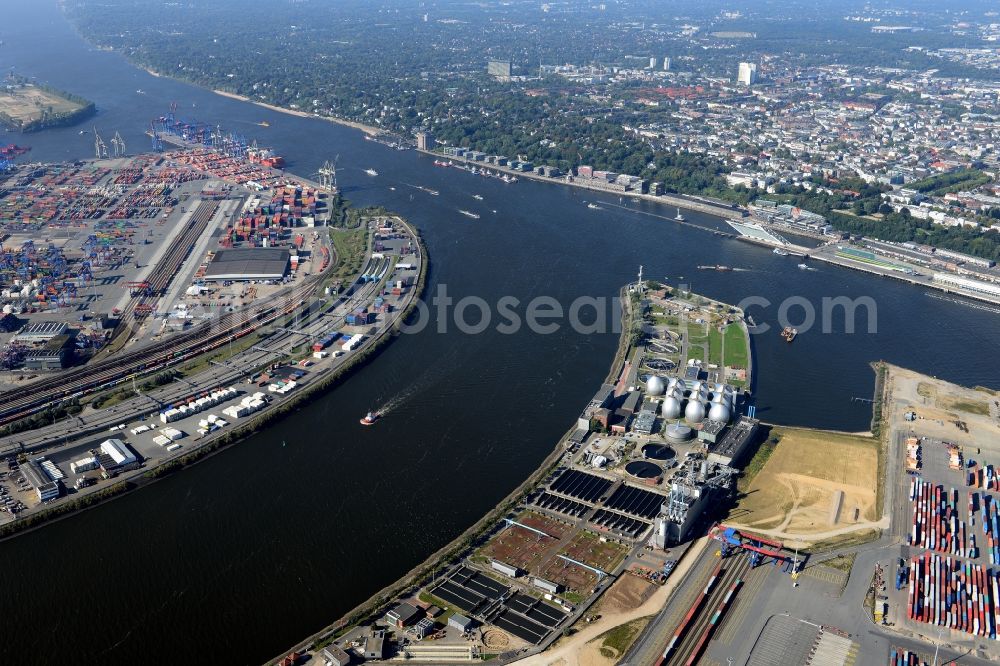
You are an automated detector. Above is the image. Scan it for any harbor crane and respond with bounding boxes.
[93,127,108,159]
[317,156,339,194]
[111,131,126,158]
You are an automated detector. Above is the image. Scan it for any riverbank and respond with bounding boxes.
[211,88,382,135]
[0,211,427,542]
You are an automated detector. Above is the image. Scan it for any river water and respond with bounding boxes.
[2,3,999,664]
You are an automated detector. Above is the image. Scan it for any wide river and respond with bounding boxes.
[2,3,999,664]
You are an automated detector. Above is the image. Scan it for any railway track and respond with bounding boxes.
[660,553,750,666]
[98,200,221,358]
[0,276,319,427]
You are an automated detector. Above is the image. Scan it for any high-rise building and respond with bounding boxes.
[737,62,758,86]
[487,60,512,79]
[649,57,657,69]
[663,57,672,71]
[415,131,434,151]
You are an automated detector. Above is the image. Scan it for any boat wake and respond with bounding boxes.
[370,350,458,416]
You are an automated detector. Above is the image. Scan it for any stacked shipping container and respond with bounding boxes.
[908,478,967,557]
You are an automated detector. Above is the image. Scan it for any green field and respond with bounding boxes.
[328,227,368,284]
[723,325,748,368]
[708,327,723,367]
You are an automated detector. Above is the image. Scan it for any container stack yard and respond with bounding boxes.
[906,552,998,639]
[908,478,968,557]
[968,460,1000,492]
[224,185,321,248]
[888,648,937,665]
[976,492,1000,565]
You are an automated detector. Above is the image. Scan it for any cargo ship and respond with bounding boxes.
[781,326,797,342]
[458,209,480,219]
[0,144,30,158]
[246,145,285,168]
[360,411,380,426]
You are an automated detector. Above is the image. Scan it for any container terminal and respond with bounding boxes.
[0,141,424,532]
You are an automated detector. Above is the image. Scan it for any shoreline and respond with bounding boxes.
[0,212,428,542]
[210,88,381,135]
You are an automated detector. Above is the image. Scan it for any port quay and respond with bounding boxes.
[272,280,764,665]
[0,141,427,537]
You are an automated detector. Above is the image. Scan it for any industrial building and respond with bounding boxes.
[22,459,61,501]
[97,438,140,477]
[707,416,760,466]
[12,321,68,345]
[932,272,1000,300]
[385,602,420,629]
[490,559,521,578]
[654,457,735,547]
[448,613,474,632]
[320,644,351,666]
[202,248,290,281]
[22,340,70,370]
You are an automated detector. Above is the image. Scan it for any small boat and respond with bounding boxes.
[798,263,809,270]
[459,209,480,220]
[136,89,145,94]
[781,326,797,342]
[389,186,395,191]
[360,411,380,426]
[364,168,378,176]
[773,247,789,256]
[473,194,484,200]
[433,159,449,167]
[257,121,270,127]
[79,130,87,135]
[675,207,685,222]
[587,203,602,210]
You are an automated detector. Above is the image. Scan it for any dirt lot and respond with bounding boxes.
[729,427,880,546]
[595,574,656,615]
[0,85,85,124]
[893,366,1000,452]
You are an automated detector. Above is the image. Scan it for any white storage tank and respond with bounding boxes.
[646,375,666,396]
[685,399,706,424]
[661,396,682,419]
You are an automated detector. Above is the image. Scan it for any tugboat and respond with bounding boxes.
[360,411,381,426]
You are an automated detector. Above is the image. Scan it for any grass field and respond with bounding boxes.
[328,227,368,284]
[729,427,879,542]
[723,324,749,368]
[708,327,723,367]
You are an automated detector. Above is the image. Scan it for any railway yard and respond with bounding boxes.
[0,148,422,534]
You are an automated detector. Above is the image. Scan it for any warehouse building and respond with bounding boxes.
[320,644,351,666]
[12,321,68,346]
[97,438,140,477]
[448,613,474,632]
[203,248,290,281]
[22,460,61,502]
[385,602,420,628]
